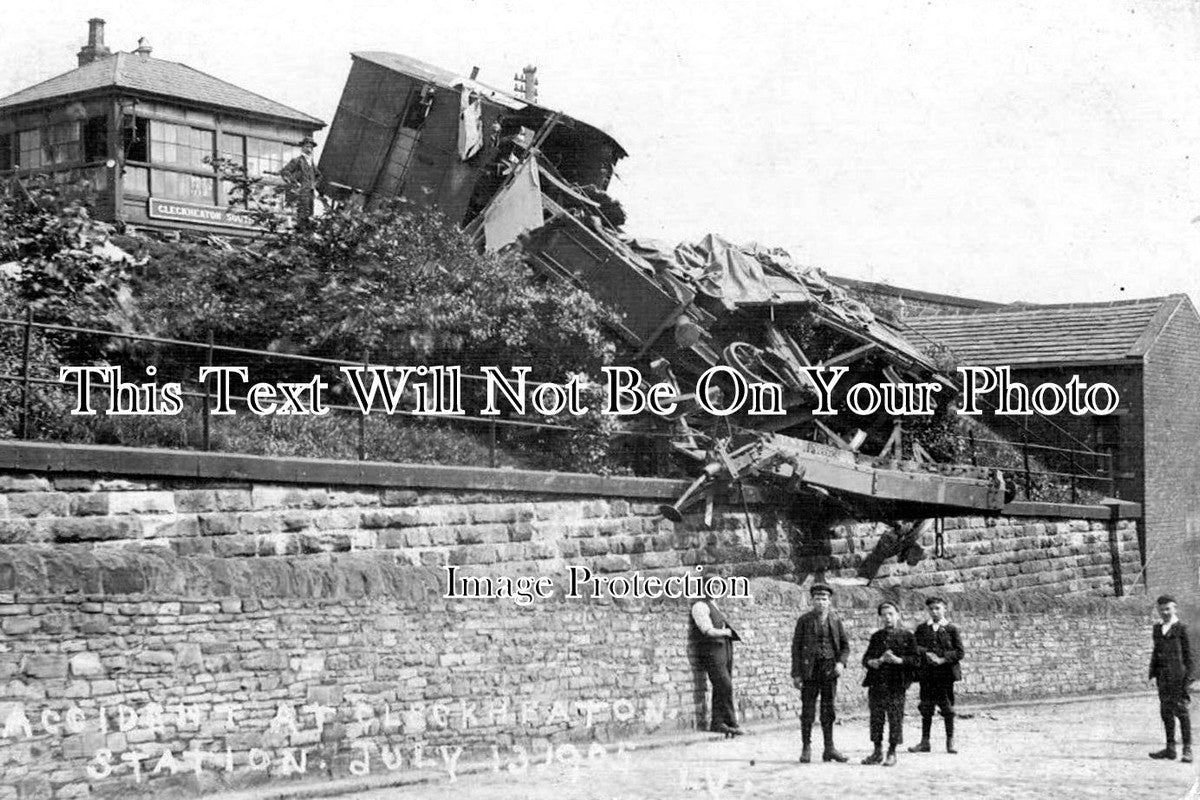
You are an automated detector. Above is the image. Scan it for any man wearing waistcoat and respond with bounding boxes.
[1149,594,1193,763]
[791,582,850,763]
[909,596,964,754]
[689,573,742,736]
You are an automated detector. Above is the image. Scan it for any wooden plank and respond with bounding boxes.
[0,441,688,500]
[1001,500,1142,520]
[823,342,876,368]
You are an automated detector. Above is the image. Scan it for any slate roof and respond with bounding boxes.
[832,276,1006,312]
[903,295,1189,367]
[0,53,324,126]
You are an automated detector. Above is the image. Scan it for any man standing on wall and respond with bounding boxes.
[1149,594,1193,763]
[862,601,919,766]
[791,582,850,763]
[909,596,964,754]
[689,570,742,736]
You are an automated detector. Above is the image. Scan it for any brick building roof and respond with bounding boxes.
[831,276,1006,312]
[0,52,323,126]
[903,295,1189,367]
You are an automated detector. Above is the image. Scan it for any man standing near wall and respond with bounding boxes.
[861,601,919,766]
[1149,594,1193,763]
[791,582,850,763]
[689,573,742,736]
[909,596,964,754]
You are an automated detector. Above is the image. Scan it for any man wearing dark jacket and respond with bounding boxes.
[1149,594,1193,763]
[861,601,919,766]
[279,136,321,222]
[791,582,850,763]
[909,596,964,754]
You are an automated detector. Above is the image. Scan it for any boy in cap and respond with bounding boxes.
[861,601,919,766]
[1148,594,1193,762]
[791,582,850,763]
[909,596,964,754]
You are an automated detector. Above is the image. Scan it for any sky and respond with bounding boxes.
[3,0,1200,306]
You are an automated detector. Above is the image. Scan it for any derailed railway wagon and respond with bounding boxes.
[317,50,1024,534]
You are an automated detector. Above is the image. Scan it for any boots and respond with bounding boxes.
[799,743,812,763]
[909,716,932,752]
[1153,715,1178,759]
[945,715,957,754]
[861,744,883,765]
[822,725,848,762]
[883,745,897,767]
[1182,746,1193,764]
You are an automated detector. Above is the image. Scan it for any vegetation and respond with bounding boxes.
[0,171,1109,496]
[0,172,641,473]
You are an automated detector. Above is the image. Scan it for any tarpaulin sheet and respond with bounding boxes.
[483,157,544,251]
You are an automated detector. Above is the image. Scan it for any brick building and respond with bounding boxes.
[839,277,1199,620]
[0,19,324,234]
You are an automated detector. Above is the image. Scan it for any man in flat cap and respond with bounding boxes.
[1148,594,1193,763]
[861,601,919,766]
[909,596,964,754]
[280,135,321,222]
[791,582,850,763]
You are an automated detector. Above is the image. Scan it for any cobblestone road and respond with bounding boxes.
[324,696,1197,800]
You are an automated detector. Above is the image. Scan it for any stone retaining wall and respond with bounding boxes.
[0,444,1149,798]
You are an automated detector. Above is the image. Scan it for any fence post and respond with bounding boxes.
[1103,500,1125,597]
[489,418,498,469]
[202,330,213,451]
[967,430,977,466]
[19,308,33,439]
[1069,452,1078,503]
[1022,437,1032,500]
[358,350,369,461]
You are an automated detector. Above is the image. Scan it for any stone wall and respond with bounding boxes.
[0,443,1149,798]
[1143,297,1200,626]
[0,551,1151,800]
[0,461,1140,600]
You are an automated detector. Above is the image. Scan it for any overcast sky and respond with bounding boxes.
[4,0,1200,306]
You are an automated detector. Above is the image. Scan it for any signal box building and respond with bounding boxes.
[0,19,324,235]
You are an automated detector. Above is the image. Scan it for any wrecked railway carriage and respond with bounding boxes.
[319,51,1011,529]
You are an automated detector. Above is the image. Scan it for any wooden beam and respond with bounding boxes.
[824,342,876,368]
[0,441,688,500]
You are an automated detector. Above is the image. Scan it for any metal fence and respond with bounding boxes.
[0,311,680,471]
[0,312,1113,498]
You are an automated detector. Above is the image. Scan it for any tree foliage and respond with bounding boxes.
[0,177,129,329]
[135,190,615,382]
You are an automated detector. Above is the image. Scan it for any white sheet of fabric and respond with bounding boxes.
[458,88,483,161]
[483,157,543,251]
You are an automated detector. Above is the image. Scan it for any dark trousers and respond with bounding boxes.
[700,644,736,729]
[800,659,838,745]
[917,678,956,719]
[868,685,907,747]
[1158,681,1192,747]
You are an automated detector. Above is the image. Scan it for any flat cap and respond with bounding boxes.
[1156,594,1177,606]
[810,582,834,596]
